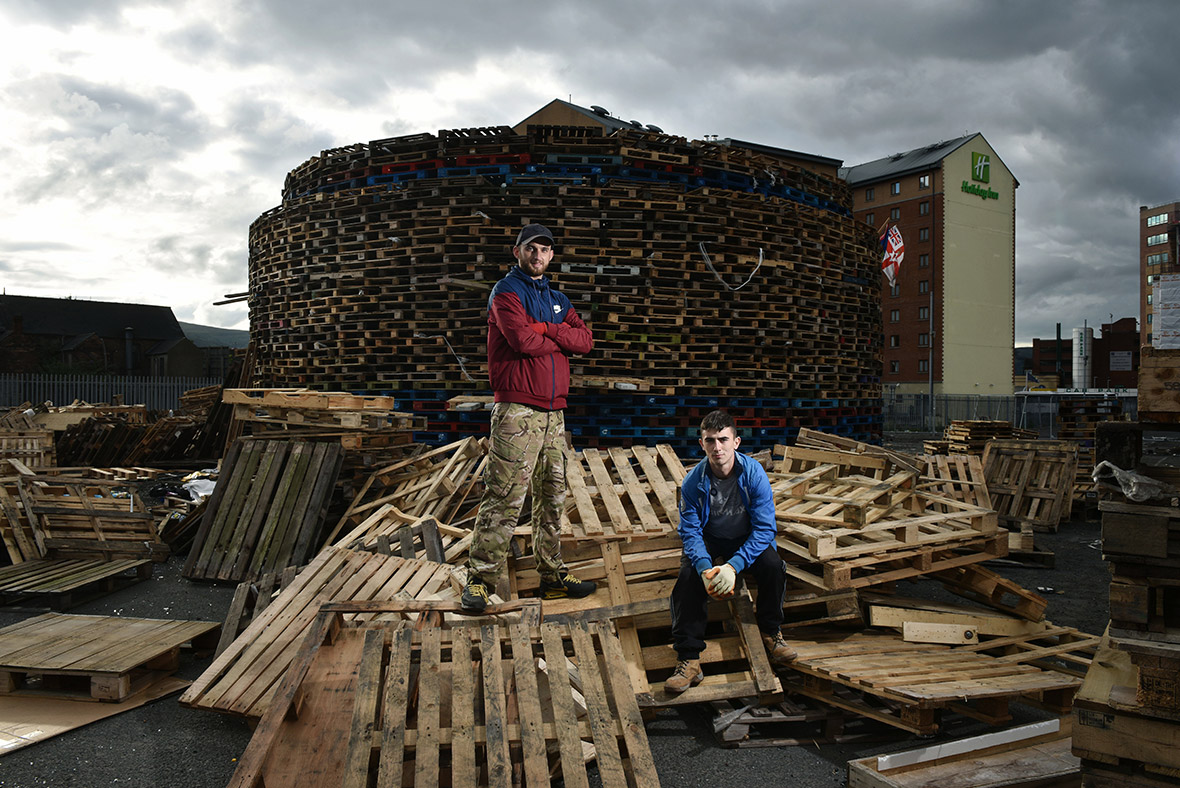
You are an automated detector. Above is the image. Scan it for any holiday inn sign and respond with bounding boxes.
[962,151,999,200]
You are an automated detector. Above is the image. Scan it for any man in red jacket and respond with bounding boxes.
[461,223,597,612]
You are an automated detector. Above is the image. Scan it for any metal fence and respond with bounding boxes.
[882,391,1138,437]
[0,373,221,412]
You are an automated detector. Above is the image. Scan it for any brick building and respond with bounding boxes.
[1141,200,1180,345]
[842,134,1017,396]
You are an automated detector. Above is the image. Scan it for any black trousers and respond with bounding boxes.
[670,538,787,660]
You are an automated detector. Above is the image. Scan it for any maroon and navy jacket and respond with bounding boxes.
[486,265,593,410]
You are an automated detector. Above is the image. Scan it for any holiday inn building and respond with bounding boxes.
[841,133,1018,396]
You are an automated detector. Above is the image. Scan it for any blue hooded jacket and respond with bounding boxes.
[678,452,778,575]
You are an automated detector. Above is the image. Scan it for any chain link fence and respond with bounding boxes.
[882,391,1138,437]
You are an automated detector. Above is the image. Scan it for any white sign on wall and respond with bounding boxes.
[1109,350,1132,371]
[1154,274,1180,349]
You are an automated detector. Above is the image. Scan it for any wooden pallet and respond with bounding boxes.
[183,438,343,583]
[983,439,1079,533]
[780,434,921,476]
[847,718,1078,788]
[919,453,992,508]
[0,557,153,609]
[564,445,685,539]
[0,613,219,701]
[225,388,426,432]
[929,563,1049,621]
[771,465,999,562]
[18,475,168,561]
[324,437,486,544]
[782,534,1008,592]
[214,565,300,658]
[182,547,465,719]
[711,693,902,748]
[783,628,1082,735]
[333,505,470,564]
[0,430,54,468]
[227,603,659,788]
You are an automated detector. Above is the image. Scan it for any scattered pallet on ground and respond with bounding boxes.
[0,612,219,701]
[783,628,1081,735]
[227,603,658,788]
[565,445,685,539]
[181,547,462,719]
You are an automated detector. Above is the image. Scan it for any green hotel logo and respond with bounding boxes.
[971,152,990,183]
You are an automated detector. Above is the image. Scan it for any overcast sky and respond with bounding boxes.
[1,0,1177,345]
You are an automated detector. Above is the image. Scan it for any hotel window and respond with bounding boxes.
[890,335,900,347]
[919,306,929,319]
[1148,233,1168,246]
[1148,275,1154,284]
[865,212,875,226]
[890,360,900,374]
[919,228,930,242]
[918,333,930,347]
[891,181,901,195]
[918,359,929,373]
[919,201,930,215]
[890,208,900,221]
[919,280,929,294]
[890,283,900,297]
[1148,294,1153,305]
[918,174,930,189]
[890,309,900,322]
[1148,313,1153,324]
[919,254,929,268]
[1147,213,1169,227]
[1147,252,1170,265]
[865,187,875,201]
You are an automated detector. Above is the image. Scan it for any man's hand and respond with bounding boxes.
[530,322,548,335]
[701,564,736,599]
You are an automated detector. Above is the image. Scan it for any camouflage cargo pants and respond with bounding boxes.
[468,402,567,583]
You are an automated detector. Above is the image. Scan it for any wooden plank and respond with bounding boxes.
[542,622,591,788]
[509,622,550,788]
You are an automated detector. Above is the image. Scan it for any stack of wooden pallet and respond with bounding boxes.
[245,125,883,452]
[1059,396,1122,509]
[1071,466,1180,785]
[943,420,1038,455]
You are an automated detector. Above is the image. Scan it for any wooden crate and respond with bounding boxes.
[1139,347,1180,423]
[0,613,219,701]
[227,603,659,788]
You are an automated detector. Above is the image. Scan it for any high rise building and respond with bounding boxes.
[1141,200,1179,346]
[842,134,1017,396]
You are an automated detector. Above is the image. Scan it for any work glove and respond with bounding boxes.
[701,563,736,599]
[530,322,548,335]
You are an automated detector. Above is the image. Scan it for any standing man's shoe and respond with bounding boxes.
[539,570,596,600]
[461,574,491,612]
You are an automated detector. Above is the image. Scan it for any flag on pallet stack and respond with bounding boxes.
[879,223,904,287]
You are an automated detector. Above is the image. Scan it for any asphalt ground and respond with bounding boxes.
[0,434,1110,788]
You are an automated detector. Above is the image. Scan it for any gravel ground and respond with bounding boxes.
[0,433,1111,787]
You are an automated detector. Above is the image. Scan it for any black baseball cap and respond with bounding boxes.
[515,223,554,247]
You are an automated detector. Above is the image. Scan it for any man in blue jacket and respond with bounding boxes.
[666,410,796,693]
[461,223,597,612]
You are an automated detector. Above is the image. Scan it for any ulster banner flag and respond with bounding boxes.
[879,224,904,288]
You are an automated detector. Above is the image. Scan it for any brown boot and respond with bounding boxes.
[664,658,704,694]
[762,630,797,666]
